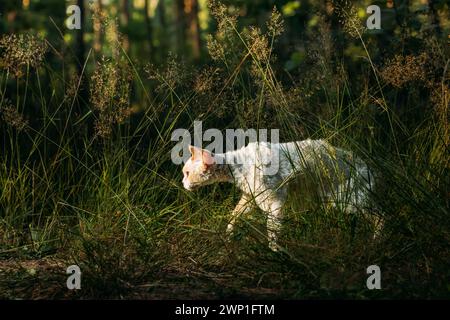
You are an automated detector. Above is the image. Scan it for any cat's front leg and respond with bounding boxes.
[226,193,253,235]
[267,203,283,252]
[257,192,286,252]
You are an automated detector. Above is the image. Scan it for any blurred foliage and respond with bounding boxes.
[0,0,449,299]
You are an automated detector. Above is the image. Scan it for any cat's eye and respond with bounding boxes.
[185,171,190,177]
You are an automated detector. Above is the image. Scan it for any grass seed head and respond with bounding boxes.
[0,101,28,131]
[0,34,47,77]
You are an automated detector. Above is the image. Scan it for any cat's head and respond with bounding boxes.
[182,146,227,190]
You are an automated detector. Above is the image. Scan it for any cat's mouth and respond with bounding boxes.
[185,183,201,191]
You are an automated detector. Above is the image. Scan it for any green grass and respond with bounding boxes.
[0,6,449,299]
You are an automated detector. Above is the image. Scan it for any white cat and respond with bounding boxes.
[182,139,376,251]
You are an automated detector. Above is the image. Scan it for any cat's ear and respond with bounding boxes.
[188,145,202,160]
[201,149,215,166]
[188,145,215,166]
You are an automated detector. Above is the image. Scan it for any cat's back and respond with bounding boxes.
[227,139,333,170]
[278,139,330,163]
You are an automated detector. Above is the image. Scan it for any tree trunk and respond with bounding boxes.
[75,0,88,103]
[120,0,130,51]
[93,0,103,54]
[144,0,154,58]
[392,0,410,38]
[158,0,167,30]
[3,2,18,33]
[185,0,202,60]
[174,0,186,56]
[157,0,167,59]
[427,0,442,37]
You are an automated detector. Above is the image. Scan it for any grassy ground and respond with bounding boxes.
[0,3,449,299]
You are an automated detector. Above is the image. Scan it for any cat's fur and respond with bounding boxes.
[182,139,375,251]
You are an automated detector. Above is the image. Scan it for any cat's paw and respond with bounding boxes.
[226,223,234,235]
[268,241,279,252]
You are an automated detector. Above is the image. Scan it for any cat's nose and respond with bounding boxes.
[183,180,191,190]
